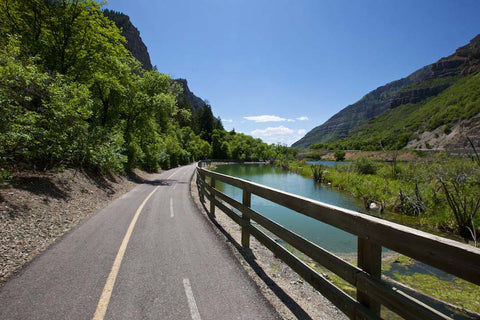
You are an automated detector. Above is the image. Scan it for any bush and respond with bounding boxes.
[310,143,325,150]
[0,168,12,188]
[334,150,346,161]
[354,157,377,175]
[413,149,427,157]
[311,164,327,183]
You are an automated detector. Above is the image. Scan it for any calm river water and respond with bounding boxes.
[213,163,366,253]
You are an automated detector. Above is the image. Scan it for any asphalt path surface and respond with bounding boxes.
[0,164,280,320]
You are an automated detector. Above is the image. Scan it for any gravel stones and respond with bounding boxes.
[0,169,138,284]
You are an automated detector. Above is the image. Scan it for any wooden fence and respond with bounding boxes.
[196,163,480,320]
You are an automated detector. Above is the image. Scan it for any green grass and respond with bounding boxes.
[383,254,480,314]
[279,155,480,241]
[276,156,479,316]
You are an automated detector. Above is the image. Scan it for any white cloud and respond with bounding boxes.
[250,126,308,145]
[244,115,293,122]
[251,126,295,136]
[296,116,309,121]
[222,119,233,123]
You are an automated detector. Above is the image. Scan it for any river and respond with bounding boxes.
[213,163,366,253]
[212,163,473,315]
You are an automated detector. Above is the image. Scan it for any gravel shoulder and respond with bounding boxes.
[0,168,156,284]
[189,170,348,320]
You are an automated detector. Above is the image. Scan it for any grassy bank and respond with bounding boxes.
[284,244,480,318]
[277,152,480,244]
[277,152,480,313]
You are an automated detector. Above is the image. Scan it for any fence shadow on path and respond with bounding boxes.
[199,201,314,320]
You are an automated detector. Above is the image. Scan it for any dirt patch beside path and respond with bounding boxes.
[0,168,154,284]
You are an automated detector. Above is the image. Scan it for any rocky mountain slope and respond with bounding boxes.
[103,10,209,112]
[172,78,207,110]
[293,34,480,150]
[103,9,153,70]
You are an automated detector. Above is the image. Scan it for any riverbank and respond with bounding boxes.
[300,149,422,162]
[279,154,479,245]
[0,168,158,284]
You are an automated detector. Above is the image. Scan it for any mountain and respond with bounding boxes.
[293,34,480,150]
[103,9,153,70]
[103,11,210,114]
[172,78,207,110]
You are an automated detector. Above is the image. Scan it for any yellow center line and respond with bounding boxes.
[92,186,160,320]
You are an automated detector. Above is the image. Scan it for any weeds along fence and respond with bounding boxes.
[196,162,480,320]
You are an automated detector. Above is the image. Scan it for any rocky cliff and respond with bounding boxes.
[172,79,207,110]
[104,11,208,112]
[103,9,153,70]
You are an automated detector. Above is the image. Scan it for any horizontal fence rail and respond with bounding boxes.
[196,162,480,320]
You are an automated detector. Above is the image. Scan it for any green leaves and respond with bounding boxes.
[0,37,91,167]
[0,0,278,173]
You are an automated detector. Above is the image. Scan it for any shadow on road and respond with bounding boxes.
[126,170,178,186]
[200,202,313,320]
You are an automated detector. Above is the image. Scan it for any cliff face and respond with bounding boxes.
[104,10,208,113]
[438,34,480,76]
[103,9,153,70]
[172,79,207,110]
[389,84,451,108]
[293,34,480,149]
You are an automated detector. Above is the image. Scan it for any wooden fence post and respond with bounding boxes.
[357,236,382,316]
[242,190,251,249]
[209,177,216,217]
[198,171,205,203]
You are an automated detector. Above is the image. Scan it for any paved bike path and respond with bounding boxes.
[0,164,279,320]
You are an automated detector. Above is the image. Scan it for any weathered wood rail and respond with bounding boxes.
[196,162,480,320]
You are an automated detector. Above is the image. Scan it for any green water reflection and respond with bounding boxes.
[213,163,367,253]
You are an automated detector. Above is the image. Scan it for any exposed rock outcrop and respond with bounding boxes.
[390,84,451,108]
[103,9,153,70]
[292,68,429,148]
[172,78,207,110]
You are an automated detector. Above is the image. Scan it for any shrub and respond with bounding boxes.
[311,164,327,183]
[334,150,346,161]
[413,149,427,157]
[354,157,377,175]
[437,160,480,240]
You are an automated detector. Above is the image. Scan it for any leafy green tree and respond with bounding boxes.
[123,71,177,170]
[334,150,346,161]
[0,0,271,173]
[0,37,93,168]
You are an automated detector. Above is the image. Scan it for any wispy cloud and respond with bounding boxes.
[244,115,294,122]
[296,116,309,121]
[297,129,307,135]
[222,119,233,123]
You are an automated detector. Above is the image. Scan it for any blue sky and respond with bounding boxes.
[105,0,480,145]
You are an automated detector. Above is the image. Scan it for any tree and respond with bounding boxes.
[0,37,93,169]
[334,150,346,161]
[437,158,480,242]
